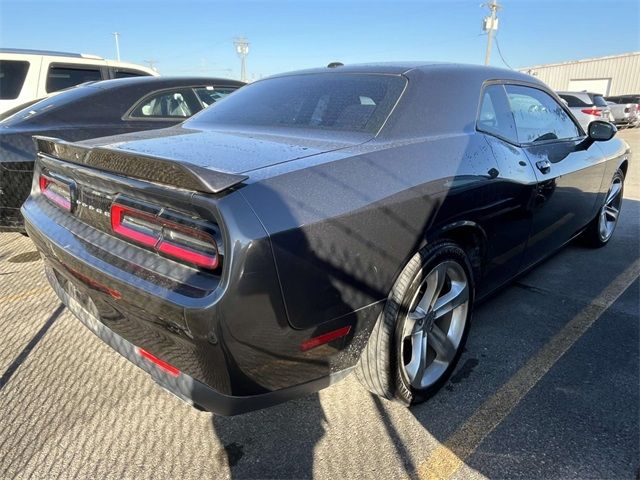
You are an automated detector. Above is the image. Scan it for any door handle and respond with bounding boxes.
[536,160,551,174]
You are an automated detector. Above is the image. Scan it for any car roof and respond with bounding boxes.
[267,61,539,84]
[87,76,246,90]
[0,47,102,59]
[557,91,601,96]
[270,62,438,76]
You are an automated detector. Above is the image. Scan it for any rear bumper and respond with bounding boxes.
[44,263,352,415]
[22,187,372,414]
[613,116,639,126]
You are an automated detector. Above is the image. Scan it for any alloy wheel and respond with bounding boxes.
[400,260,470,389]
[598,175,623,242]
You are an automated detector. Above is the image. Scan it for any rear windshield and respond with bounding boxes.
[187,73,406,134]
[0,60,30,99]
[591,95,608,107]
[0,84,97,126]
[0,97,41,121]
[559,94,590,108]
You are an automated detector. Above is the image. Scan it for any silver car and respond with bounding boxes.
[557,91,613,131]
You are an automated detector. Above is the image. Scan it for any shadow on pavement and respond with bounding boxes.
[0,303,64,391]
[211,393,325,479]
[207,198,639,479]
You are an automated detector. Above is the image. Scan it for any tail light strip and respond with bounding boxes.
[581,108,602,116]
[157,240,217,269]
[110,201,220,270]
[38,172,221,271]
[39,173,73,211]
[111,204,158,248]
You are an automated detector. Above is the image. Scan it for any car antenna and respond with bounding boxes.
[327,62,344,68]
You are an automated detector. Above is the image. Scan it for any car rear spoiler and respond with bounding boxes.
[33,136,248,194]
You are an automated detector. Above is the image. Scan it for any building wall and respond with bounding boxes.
[519,52,640,96]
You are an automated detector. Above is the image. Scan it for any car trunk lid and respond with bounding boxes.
[61,125,366,180]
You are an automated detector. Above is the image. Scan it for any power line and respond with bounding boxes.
[494,36,513,69]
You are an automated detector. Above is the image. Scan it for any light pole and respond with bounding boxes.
[482,0,500,65]
[233,37,249,82]
[112,32,121,61]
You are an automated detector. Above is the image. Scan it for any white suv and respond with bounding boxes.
[556,91,614,132]
[0,48,158,115]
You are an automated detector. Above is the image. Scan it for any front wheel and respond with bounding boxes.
[582,169,624,248]
[355,241,474,405]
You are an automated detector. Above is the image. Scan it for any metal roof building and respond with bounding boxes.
[519,52,640,96]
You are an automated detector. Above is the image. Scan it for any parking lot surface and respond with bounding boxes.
[1,129,638,479]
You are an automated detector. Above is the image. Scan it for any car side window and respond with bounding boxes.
[46,65,102,93]
[194,86,237,108]
[130,89,194,118]
[0,60,30,99]
[505,85,580,143]
[477,84,518,143]
[114,69,151,79]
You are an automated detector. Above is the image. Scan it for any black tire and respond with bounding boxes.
[582,169,625,248]
[355,241,474,405]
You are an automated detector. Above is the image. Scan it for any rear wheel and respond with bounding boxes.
[582,169,624,247]
[356,241,473,405]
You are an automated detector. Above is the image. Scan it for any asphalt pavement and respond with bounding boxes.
[1,129,638,479]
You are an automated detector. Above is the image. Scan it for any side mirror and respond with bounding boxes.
[588,120,617,141]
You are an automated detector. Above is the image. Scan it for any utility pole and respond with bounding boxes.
[233,37,249,82]
[482,0,500,65]
[112,32,121,61]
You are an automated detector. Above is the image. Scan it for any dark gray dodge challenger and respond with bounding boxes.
[22,63,631,415]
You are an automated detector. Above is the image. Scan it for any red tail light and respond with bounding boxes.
[39,173,72,211]
[157,228,219,269]
[111,204,159,248]
[110,202,219,270]
[581,108,602,116]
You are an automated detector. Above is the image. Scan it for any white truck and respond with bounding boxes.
[0,48,158,115]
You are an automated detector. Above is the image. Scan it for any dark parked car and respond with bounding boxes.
[22,63,630,415]
[0,76,244,231]
[606,94,640,105]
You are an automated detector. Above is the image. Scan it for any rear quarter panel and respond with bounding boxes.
[241,132,500,329]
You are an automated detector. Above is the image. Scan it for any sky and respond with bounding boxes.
[1,0,638,81]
